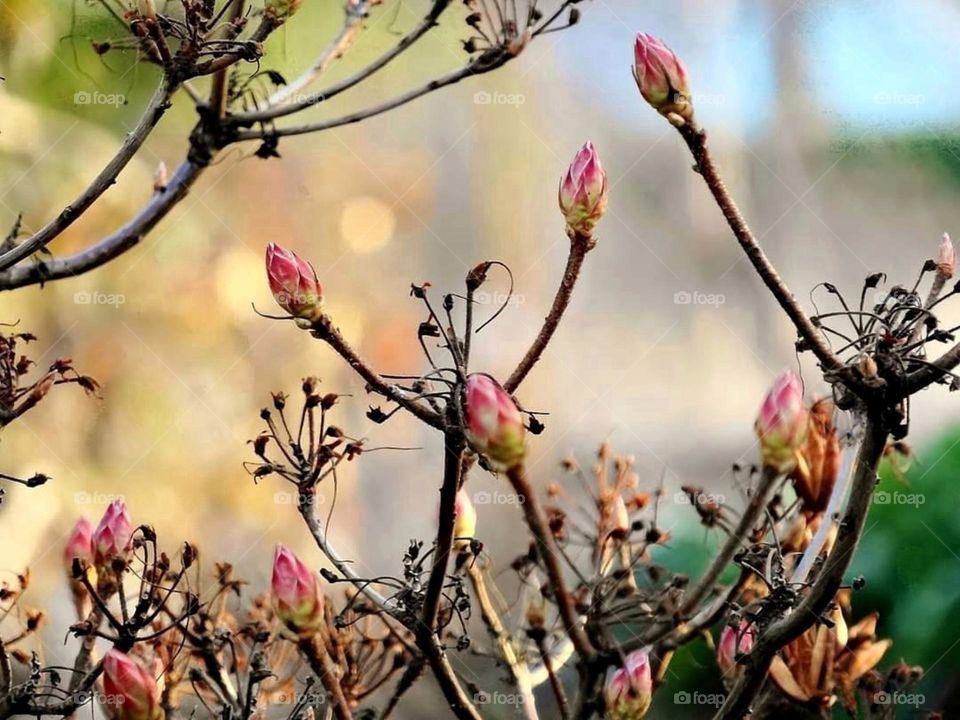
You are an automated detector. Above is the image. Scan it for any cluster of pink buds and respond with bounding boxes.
[101,648,163,720]
[452,489,477,551]
[717,620,756,679]
[755,369,807,473]
[271,545,325,637]
[632,33,693,124]
[265,243,324,323]
[604,649,653,720]
[92,499,134,570]
[463,373,526,470]
[558,142,609,237]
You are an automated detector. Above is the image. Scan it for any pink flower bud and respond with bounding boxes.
[93,500,133,569]
[717,621,755,678]
[604,649,652,720]
[265,243,324,322]
[755,370,807,472]
[938,233,955,278]
[64,517,94,569]
[558,142,608,236]
[453,489,477,551]
[463,374,526,471]
[101,649,162,720]
[271,545,324,637]
[632,33,692,122]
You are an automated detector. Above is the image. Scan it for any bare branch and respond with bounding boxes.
[0,78,175,271]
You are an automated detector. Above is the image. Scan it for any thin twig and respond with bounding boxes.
[505,463,596,662]
[677,123,844,374]
[505,235,591,393]
[0,79,175,271]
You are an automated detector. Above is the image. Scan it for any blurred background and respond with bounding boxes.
[2,0,960,716]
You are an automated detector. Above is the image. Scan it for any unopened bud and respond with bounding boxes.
[265,243,324,322]
[272,545,324,637]
[717,621,755,678]
[604,649,652,720]
[755,370,807,472]
[462,373,526,471]
[558,142,608,237]
[937,233,955,278]
[633,33,692,124]
[452,489,477,551]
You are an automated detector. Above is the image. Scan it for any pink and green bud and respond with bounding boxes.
[265,243,324,322]
[632,33,692,122]
[938,233,955,278]
[558,142,608,236]
[755,370,807,472]
[604,649,653,720]
[64,517,94,569]
[271,545,324,637]
[93,500,133,569]
[453,489,477,551]
[101,649,163,720]
[717,621,755,678]
[463,374,526,471]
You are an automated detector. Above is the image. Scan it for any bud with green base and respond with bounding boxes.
[604,648,653,720]
[558,142,608,238]
[272,545,325,638]
[755,369,807,473]
[633,33,693,125]
[265,243,324,324]
[463,373,526,471]
[101,649,163,720]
